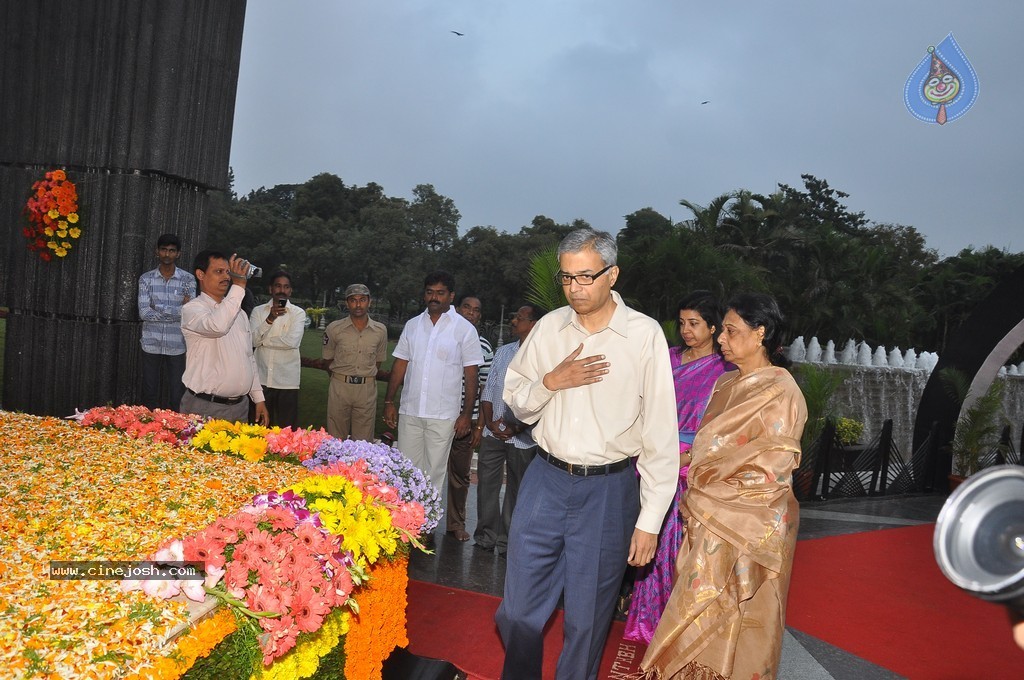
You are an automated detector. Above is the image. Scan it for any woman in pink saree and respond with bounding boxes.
[625,292,730,644]
[639,293,807,679]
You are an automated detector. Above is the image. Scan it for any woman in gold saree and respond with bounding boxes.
[639,293,807,680]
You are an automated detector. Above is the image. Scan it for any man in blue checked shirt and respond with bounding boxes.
[137,234,195,410]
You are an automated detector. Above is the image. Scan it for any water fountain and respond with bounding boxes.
[787,337,1024,458]
[805,337,823,363]
[838,339,857,364]
[822,340,837,364]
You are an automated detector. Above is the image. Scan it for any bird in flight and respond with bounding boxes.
[451,30,464,36]
[700,100,710,105]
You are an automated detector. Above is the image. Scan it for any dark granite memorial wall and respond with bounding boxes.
[0,0,247,414]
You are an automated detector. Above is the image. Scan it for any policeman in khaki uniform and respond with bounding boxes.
[321,284,389,441]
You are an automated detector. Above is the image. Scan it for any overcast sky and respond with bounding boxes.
[229,1,1022,257]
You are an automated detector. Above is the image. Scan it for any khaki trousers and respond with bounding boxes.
[327,378,377,441]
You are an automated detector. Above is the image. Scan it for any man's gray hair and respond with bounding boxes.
[556,228,617,266]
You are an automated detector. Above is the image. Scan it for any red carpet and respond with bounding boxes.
[405,580,644,679]
[788,523,1021,679]
[408,524,1022,679]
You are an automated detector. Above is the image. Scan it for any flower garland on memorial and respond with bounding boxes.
[76,405,204,446]
[24,409,439,679]
[128,450,429,671]
[23,169,82,261]
[0,412,306,678]
[304,438,442,534]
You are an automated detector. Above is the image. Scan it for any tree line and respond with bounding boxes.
[207,171,1023,354]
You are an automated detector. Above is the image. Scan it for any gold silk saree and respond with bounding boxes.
[639,366,807,680]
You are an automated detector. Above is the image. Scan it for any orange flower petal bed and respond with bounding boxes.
[0,411,309,678]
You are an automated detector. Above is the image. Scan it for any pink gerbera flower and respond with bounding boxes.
[330,568,354,607]
[237,528,277,563]
[294,521,330,554]
[246,583,287,615]
[290,584,331,633]
[264,505,297,531]
[260,614,300,663]
[224,561,251,598]
[183,531,226,569]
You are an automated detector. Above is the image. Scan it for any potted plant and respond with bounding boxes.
[939,368,1008,487]
[792,365,848,499]
[834,417,865,447]
[794,364,847,453]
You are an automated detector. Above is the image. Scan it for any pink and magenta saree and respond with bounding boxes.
[624,348,729,644]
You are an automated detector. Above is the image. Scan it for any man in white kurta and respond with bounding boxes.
[383,272,484,500]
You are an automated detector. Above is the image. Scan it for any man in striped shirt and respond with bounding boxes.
[138,234,195,410]
[445,295,493,541]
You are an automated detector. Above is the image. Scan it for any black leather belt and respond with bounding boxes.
[538,449,630,477]
[333,375,368,384]
[186,388,246,405]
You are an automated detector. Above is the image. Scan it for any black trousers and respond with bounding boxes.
[140,351,186,411]
[260,386,300,428]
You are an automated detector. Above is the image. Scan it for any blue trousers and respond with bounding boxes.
[496,454,639,680]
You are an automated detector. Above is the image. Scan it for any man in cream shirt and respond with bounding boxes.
[180,250,268,425]
[495,229,678,680]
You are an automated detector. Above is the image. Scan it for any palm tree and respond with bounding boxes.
[525,246,566,312]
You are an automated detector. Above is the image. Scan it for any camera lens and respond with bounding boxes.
[935,466,1024,613]
[247,264,263,279]
[973,501,1024,578]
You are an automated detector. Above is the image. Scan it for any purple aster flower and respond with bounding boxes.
[304,438,442,533]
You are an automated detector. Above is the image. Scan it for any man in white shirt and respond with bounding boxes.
[383,272,485,510]
[180,250,269,425]
[249,270,306,428]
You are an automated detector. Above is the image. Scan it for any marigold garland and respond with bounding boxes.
[23,168,82,261]
[125,609,238,680]
[342,556,409,680]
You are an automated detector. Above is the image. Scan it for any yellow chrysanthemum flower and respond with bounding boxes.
[67,213,79,223]
[43,227,54,237]
[57,230,68,238]
[47,208,60,219]
[191,430,213,448]
[47,240,58,250]
[55,247,68,257]
[237,435,267,462]
[69,228,81,238]
[208,430,233,452]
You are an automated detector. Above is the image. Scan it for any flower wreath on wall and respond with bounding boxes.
[23,169,82,261]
